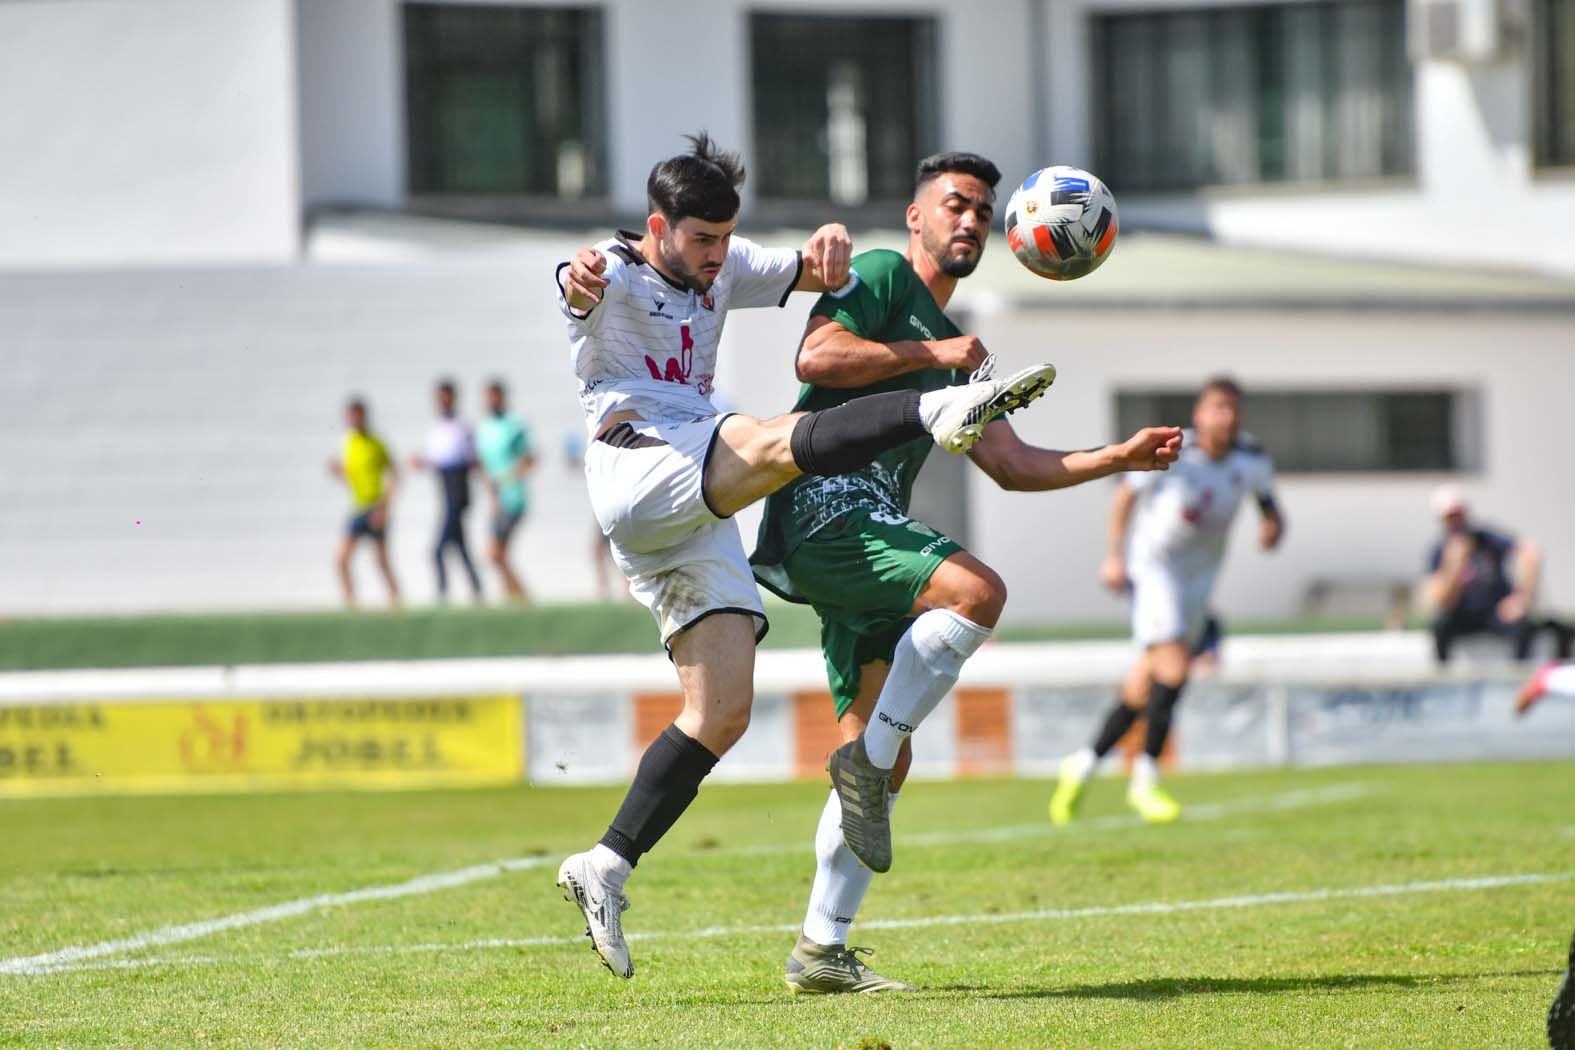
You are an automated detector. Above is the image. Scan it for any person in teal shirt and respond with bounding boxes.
[476,379,536,601]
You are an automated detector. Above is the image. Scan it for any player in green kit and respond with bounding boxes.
[476,379,536,602]
[752,152,1183,994]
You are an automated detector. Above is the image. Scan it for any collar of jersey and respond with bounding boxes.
[615,230,693,294]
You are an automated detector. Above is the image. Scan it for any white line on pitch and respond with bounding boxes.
[23,871,1570,976]
[0,857,553,977]
[0,782,1369,978]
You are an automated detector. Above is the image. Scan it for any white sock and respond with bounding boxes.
[1131,753,1159,794]
[1066,747,1098,785]
[863,609,992,768]
[589,842,632,893]
[802,789,898,945]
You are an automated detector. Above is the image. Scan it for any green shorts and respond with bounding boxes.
[781,507,962,718]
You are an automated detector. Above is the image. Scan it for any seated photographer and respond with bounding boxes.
[1423,486,1568,664]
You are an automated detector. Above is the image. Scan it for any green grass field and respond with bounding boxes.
[0,604,1400,671]
[3,761,1570,1048]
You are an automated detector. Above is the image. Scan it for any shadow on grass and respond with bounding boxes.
[930,969,1564,1001]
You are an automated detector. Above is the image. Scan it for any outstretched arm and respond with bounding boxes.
[967,419,1183,493]
[795,317,990,389]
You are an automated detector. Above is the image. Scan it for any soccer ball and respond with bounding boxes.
[1004,166,1118,281]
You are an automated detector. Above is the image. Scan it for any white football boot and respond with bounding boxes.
[918,355,1057,453]
[556,851,634,978]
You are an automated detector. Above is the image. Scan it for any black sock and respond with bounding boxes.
[599,724,719,866]
[1143,681,1186,759]
[789,390,924,475]
[1091,700,1140,758]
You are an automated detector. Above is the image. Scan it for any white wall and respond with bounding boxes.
[297,0,404,209]
[603,0,751,213]
[1045,0,1575,276]
[968,309,1575,626]
[0,0,300,269]
[296,0,1039,215]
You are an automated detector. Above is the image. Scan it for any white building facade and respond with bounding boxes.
[2,0,1573,272]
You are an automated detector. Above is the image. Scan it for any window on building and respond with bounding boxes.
[1535,0,1575,167]
[750,14,938,204]
[404,4,605,197]
[1115,389,1477,472]
[1091,0,1413,192]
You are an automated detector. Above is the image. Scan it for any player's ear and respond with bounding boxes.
[904,201,922,237]
[646,211,667,241]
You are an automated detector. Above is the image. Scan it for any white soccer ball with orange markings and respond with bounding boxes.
[1004,166,1118,282]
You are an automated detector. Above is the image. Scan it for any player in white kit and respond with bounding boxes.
[550,134,1059,980]
[1051,377,1286,824]
[1516,663,1575,717]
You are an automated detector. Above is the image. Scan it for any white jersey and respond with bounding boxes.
[557,231,802,432]
[1125,429,1276,574]
[422,417,473,469]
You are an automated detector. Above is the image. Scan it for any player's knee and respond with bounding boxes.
[950,562,1007,623]
[1151,647,1190,687]
[722,414,789,468]
[707,702,752,749]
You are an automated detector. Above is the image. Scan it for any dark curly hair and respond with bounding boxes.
[914,151,1001,194]
[647,132,746,224]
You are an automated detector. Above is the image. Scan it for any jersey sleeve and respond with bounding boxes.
[1122,469,1159,494]
[807,250,905,339]
[724,235,803,309]
[556,239,630,331]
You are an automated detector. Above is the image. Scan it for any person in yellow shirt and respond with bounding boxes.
[327,398,402,608]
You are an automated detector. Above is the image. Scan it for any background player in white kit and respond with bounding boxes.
[551,134,1058,980]
[1051,376,1286,824]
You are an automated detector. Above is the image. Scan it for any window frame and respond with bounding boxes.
[746,11,941,214]
[1531,0,1575,172]
[1086,0,1418,195]
[1112,386,1483,476]
[401,1,609,213]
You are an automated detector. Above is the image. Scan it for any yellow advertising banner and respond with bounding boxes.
[0,696,523,797]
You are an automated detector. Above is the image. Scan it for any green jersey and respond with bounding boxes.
[476,413,531,515]
[752,249,964,600]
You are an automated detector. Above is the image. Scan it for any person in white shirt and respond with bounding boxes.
[551,133,1058,981]
[1051,376,1286,824]
[409,378,481,602]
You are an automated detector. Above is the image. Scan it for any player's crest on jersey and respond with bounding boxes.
[701,292,715,311]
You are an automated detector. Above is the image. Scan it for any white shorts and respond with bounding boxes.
[584,414,767,647]
[1129,558,1218,650]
